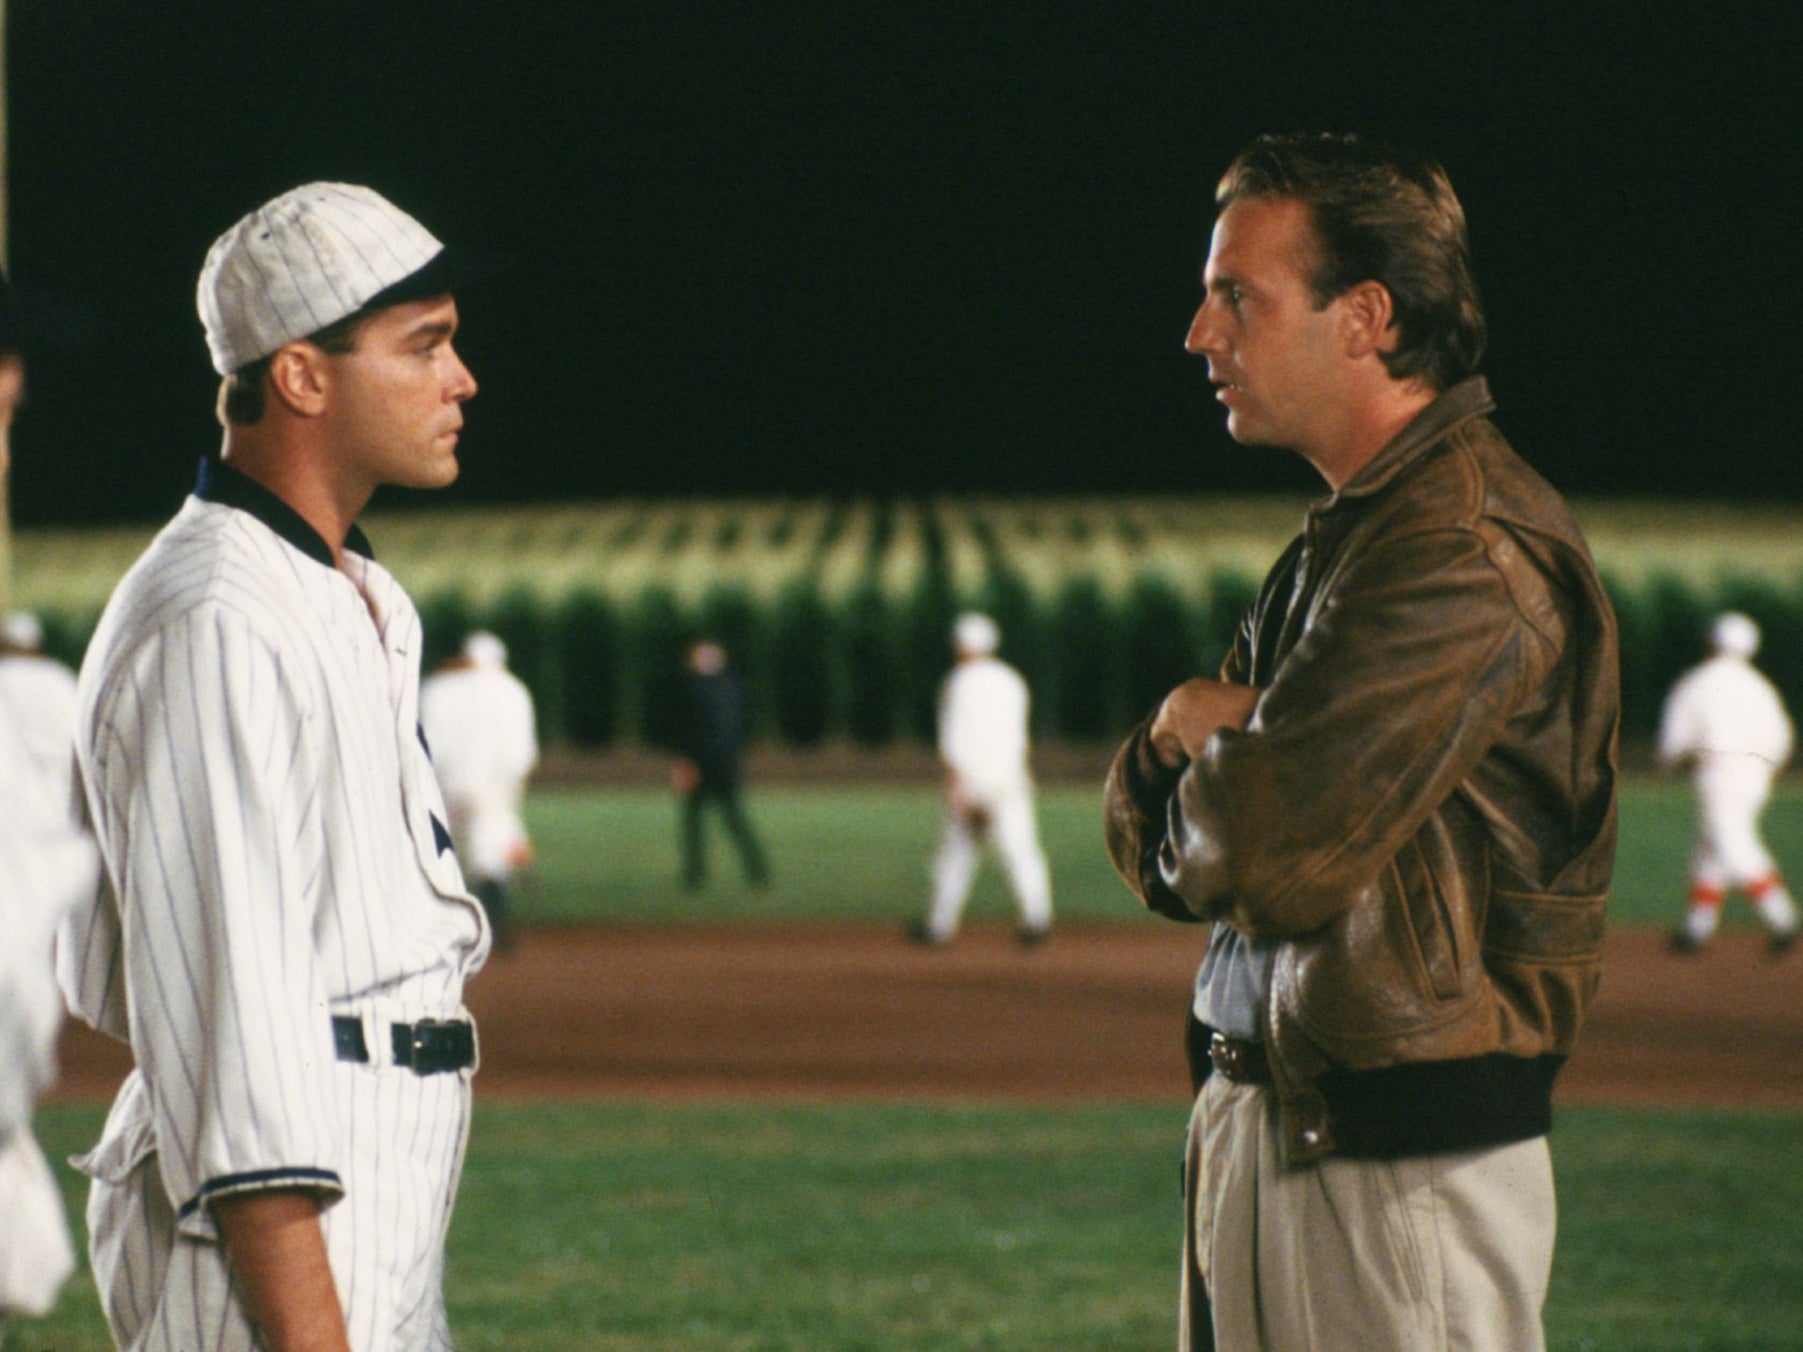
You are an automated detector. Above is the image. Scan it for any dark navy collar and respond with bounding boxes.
[194,457,374,568]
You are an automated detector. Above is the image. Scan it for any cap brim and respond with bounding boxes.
[363,244,513,311]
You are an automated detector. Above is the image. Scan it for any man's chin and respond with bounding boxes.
[415,455,461,490]
[1224,413,1272,447]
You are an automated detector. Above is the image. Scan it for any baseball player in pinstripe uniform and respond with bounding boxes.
[58,183,493,1351]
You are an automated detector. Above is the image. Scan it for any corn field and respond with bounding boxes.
[12,497,1803,749]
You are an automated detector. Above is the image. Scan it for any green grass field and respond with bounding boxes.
[518,775,1803,931]
[12,1103,1803,1350]
[7,778,1799,1349]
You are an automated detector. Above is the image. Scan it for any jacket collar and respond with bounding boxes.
[194,456,374,568]
[1326,376,1495,507]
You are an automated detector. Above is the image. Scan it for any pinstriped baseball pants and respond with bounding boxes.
[84,1057,472,1352]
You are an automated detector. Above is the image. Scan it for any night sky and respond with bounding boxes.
[6,3,1800,526]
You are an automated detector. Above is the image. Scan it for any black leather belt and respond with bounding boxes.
[1207,1031,1272,1086]
[1185,1013,1274,1091]
[332,1015,475,1075]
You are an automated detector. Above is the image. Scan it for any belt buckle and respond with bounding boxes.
[397,1017,458,1074]
[410,1018,447,1065]
[1209,1032,1245,1081]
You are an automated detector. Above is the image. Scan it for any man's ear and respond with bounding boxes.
[1340,281,1400,359]
[267,343,332,417]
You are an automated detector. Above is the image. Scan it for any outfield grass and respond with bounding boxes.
[12,1102,1802,1350]
[520,781,1144,928]
[8,779,1796,1349]
[519,777,1803,931]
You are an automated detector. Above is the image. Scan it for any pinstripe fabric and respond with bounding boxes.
[59,481,488,1351]
[198,183,443,375]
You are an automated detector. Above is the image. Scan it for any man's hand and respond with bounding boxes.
[1148,678,1261,769]
[944,771,990,834]
[943,770,972,815]
[671,759,700,794]
[213,1189,350,1351]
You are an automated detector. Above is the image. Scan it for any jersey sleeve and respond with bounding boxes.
[1754,676,1795,766]
[85,604,345,1238]
[505,676,539,782]
[1656,672,1701,766]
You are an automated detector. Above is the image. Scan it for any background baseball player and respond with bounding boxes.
[0,611,101,909]
[0,269,89,1324]
[671,637,770,890]
[420,630,539,951]
[912,612,1052,946]
[1660,611,1799,953]
[0,703,80,1323]
[57,183,494,1351]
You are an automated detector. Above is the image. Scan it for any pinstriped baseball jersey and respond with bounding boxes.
[59,457,489,1350]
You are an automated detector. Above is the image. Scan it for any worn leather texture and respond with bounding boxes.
[1104,378,1620,1161]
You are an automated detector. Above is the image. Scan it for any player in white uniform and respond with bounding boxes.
[1659,611,1799,953]
[0,278,84,1324]
[913,612,1053,945]
[0,701,80,1322]
[0,612,102,914]
[420,631,539,951]
[57,183,493,1351]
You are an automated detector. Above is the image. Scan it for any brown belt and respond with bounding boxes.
[1208,1031,1273,1086]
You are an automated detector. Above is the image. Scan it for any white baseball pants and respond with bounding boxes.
[926,790,1052,939]
[1692,758,1780,888]
[83,1028,473,1351]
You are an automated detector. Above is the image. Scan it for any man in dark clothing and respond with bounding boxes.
[673,639,769,889]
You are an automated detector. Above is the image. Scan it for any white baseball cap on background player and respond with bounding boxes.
[953,612,1000,657]
[1711,611,1760,659]
[462,631,508,670]
[197,182,496,375]
[0,611,43,651]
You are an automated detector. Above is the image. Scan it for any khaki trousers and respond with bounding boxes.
[1182,1074,1556,1352]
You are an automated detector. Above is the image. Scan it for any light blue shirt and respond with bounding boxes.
[1192,926,1273,1040]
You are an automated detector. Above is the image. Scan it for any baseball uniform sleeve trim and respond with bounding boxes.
[180,1165,346,1221]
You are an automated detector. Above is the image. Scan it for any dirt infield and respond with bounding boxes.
[51,923,1803,1110]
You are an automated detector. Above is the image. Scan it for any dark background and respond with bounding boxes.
[6,2,1800,526]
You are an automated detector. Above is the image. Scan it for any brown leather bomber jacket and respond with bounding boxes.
[1105,377,1619,1163]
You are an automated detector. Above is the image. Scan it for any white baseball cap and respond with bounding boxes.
[197,183,459,375]
[0,611,43,650]
[463,631,508,669]
[953,612,1000,656]
[1711,611,1760,658]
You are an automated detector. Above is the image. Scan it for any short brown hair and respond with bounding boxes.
[1217,133,1486,392]
[216,305,370,427]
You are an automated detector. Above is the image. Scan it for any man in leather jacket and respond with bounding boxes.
[1104,134,1619,1351]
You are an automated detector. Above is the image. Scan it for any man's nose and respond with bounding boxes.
[1184,302,1218,356]
[447,348,478,401]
